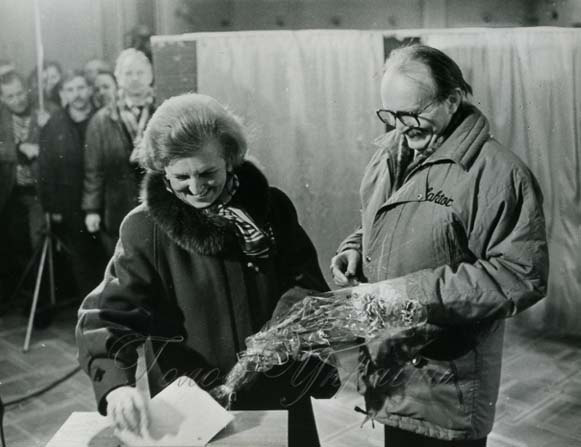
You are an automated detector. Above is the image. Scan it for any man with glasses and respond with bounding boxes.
[330,45,548,446]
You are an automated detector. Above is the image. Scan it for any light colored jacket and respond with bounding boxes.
[338,104,548,440]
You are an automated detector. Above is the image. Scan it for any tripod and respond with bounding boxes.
[9,213,69,352]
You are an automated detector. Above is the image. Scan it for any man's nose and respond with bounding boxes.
[395,119,410,132]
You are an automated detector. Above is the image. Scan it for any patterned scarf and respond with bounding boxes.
[204,174,274,259]
[12,113,37,187]
[12,114,31,144]
[117,88,153,147]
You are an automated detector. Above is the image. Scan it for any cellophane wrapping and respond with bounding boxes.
[210,281,427,407]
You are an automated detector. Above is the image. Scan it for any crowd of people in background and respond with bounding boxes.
[0,46,155,323]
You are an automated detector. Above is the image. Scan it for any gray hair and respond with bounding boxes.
[114,48,152,81]
[385,44,473,101]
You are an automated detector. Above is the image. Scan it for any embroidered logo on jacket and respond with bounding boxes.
[426,187,454,207]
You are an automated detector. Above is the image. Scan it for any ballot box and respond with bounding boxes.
[311,349,384,447]
[44,411,287,447]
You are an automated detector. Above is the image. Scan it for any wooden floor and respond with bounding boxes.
[1,306,580,447]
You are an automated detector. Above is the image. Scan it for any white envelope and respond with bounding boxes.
[117,376,234,446]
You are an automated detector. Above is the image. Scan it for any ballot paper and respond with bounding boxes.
[116,376,234,446]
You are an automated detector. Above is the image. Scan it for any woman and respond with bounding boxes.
[28,60,63,114]
[82,49,154,256]
[76,93,337,446]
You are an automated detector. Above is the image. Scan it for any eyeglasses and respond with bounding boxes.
[376,101,435,128]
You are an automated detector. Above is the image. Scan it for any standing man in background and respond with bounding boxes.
[83,58,112,87]
[92,70,117,110]
[0,72,46,304]
[39,70,106,299]
[82,49,154,256]
[331,45,548,446]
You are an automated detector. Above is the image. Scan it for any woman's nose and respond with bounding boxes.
[188,179,205,195]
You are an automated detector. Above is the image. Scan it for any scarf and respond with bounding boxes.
[117,89,153,147]
[12,114,31,144]
[204,174,274,259]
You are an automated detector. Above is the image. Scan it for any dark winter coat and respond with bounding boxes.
[0,105,41,212]
[39,107,94,224]
[81,105,144,238]
[76,161,337,415]
[338,104,548,440]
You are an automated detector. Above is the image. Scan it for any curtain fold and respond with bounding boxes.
[197,30,385,284]
[194,28,580,336]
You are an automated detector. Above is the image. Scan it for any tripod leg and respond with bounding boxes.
[23,236,49,352]
[47,233,56,306]
[7,238,43,303]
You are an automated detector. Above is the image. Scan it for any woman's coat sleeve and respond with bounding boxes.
[75,211,158,415]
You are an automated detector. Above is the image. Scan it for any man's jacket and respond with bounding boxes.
[0,105,41,212]
[338,104,548,440]
[39,107,94,223]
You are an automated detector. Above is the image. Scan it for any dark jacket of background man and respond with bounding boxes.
[39,107,93,223]
[0,76,44,302]
[0,105,41,216]
[39,106,106,297]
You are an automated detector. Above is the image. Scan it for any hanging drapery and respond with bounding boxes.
[179,28,580,336]
[196,30,385,282]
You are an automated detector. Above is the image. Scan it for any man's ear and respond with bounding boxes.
[446,88,463,114]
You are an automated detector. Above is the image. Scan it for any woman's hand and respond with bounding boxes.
[330,249,362,287]
[106,386,150,437]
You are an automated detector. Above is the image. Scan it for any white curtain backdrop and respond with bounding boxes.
[189,28,580,335]
[196,30,385,286]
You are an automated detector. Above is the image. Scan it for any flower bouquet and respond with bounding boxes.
[210,281,427,407]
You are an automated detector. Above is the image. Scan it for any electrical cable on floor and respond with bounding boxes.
[0,365,81,447]
[5,365,81,407]
[0,393,5,447]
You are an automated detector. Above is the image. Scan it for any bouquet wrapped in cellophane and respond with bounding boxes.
[210,281,428,408]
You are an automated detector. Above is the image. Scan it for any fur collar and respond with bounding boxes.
[141,161,270,256]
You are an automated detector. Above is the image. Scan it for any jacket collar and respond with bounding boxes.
[141,160,270,256]
[427,103,491,171]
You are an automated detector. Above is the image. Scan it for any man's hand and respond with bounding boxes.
[18,143,39,160]
[330,249,362,287]
[50,213,63,223]
[106,386,150,437]
[85,213,101,233]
